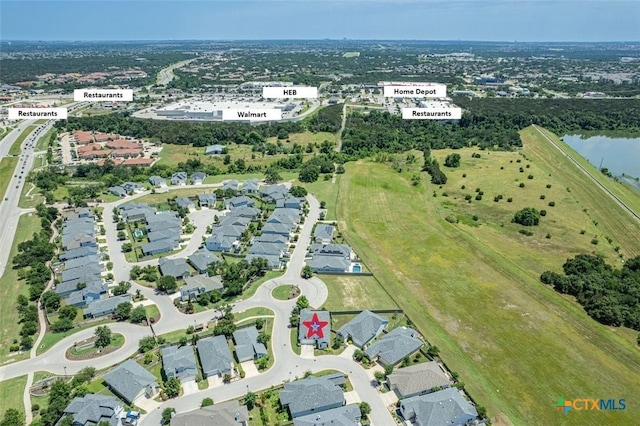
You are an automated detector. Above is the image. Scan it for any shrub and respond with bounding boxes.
[580,229,586,235]
[546,184,552,188]
[527,174,534,179]
[540,210,547,216]
[507,197,513,202]
[516,159,521,163]
[462,174,466,178]
[445,215,458,224]
[475,194,482,201]
[519,167,524,173]
[464,195,472,201]
[591,238,599,245]
[500,166,504,169]
[548,201,556,207]
[494,196,500,202]
[519,229,534,236]
[519,183,525,188]
[540,195,546,200]
[472,215,479,221]
[513,207,541,226]
[526,164,530,168]
[546,233,551,239]
[461,185,466,190]
[475,187,481,193]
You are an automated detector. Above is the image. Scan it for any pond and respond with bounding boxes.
[562,134,640,178]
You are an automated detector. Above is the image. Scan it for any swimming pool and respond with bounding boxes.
[133,229,144,238]
[352,263,362,273]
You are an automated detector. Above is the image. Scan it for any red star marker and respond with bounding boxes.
[302,313,329,339]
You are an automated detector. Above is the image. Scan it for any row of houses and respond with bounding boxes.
[118,203,184,256]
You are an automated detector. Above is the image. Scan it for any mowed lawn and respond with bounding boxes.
[336,149,640,424]
[0,375,27,414]
[9,125,37,156]
[320,274,398,311]
[0,157,18,200]
[295,175,342,221]
[0,213,41,365]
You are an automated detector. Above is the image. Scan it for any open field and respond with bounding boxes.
[36,318,113,356]
[0,213,41,365]
[295,175,341,221]
[320,275,398,311]
[9,125,36,156]
[0,375,27,415]
[0,157,18,201]
[343,52,360,58]
[157,131,335,167]
[335,131,640,425]
[18,181,45,208]
[35,127,55,152]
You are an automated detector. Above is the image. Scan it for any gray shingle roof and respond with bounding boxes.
[388,362,452,398]
[196,335,233,378]
[170,400,248,426]
[246,254,281,270]
[400,388,478,426]
[249,242,284,256]
[63,254,101,271]
[280,376,344,418]
[227,206,260,218]
[365,327,423,366]
[188,248,221,272]
[232,326,267,362]
[182,274,223,296]
[175,197,195,209]
[261,222,292,236]
[63,394,121,426]
[83,294,131,318]
[191,172,206,182]
[313,224,335,242]
[159,257,190,278]
[142,239,179,255]
[337,310,388,348]
[147,229,180,243]
[293,403,361,426]
[222,180,239,191]
[162,345,197,381]
[149,176,166,186]
[307,255,350,272]
[226,195,255,209]
[59,246,98,261]
[103,359,158,404]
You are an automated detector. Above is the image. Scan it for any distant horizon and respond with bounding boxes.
[2,1,638,42]
[3,39,640,44]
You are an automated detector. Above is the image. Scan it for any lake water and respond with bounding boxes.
[562,134,640,178]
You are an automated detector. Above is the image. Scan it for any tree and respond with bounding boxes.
[301,265,313,279]
[161,408,175,425]
[264,167,281,184]
[201,397,214,407]
[41,291,61,311]
[58,305,77,321]
[1,408,25,426]
[296,295,309,309]
[50,319,74,333]
[117,230,126,241]
[115,302,132,320]
[138,336,156,353]
[122,242,133,253]
[112,281,131,296]
[353,349,365,362]
[256,356,268,370]
[289,186,308,198]
[157,276,178,293]
[298,164,320,183]
[20,336,34,350]
[164,378,181,398]
[513,207,541,226]
[42,380,71,426]
[427,345,440,357]
[359,402,371,418]
[130,306,147,324]
[384,364,394,376]
[222,373,232,384]
[257,333,270,345]
[94,325,112,349]
[255,318,265,330]
[244,391,257,410]
[374,371,386,383]
[444,153,461,168]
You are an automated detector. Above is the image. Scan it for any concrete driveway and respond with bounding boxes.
[182,380,199,396]
[240,360,259,378]
[207,375,223,388]
[300,345,315,359]
[344,390,361,405]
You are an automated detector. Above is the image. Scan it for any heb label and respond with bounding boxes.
[74,89,133,102]
[384,84,446,98]
[222,109,282,121]
[8,108,68,120]
[263,86,317,99]
[402,108,462,120]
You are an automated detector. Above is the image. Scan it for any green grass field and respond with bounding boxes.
[295,175,341,221]
[320,275,398,311]
[0,214,41,365]
[0,375,27,416]
[35,127,55,152]
[343,52,360,58]
[9,125,37,156]
[335,128,640,425]
[0,157,18,201]
[271,285,296,300]
[18,181,45,209]
[36,318,113,356]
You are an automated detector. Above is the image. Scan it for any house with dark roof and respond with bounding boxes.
[280,376,345,418]
[54,278,103,298]
[222,180,239,192]
[103,359,159,404]
[196,335,233,378]
[205,144,226,155]
[171,172,188,186]
[142,239,179,256]
[298,309,331,349]
[191,172,206,185]
[293,403,361,426]
[83,294,131,319]
[175,197,195,210]
[364,326,423,366]
[255,234,289,245]
[64,254,101,271]
[337,310,388,348]
[399,388,478,426]
[387,362,452,399]
[307,255,350,273]
[188,248,221,273]
[259,184,288,203]
[149,176,167,187]
[170,400,248,426]
[162,345,197,382]
[66,283,108,308]
[147,229,180,243]
[232,326,267,362]
[59,246,99,261]
[219,215,251,228]
[261,222,292,237]
[241,179,259,194]
[277,195,304,210]
[225,195,255,209]
[61,394,122,426]
[159,257,190,280]
[198,193,216,208]
[228,206,260,219]
[205,233,238,252]
[180,274,223,301]
[108,186,127,197]
[246,254,281,270]
[122,182,143,193]
[314,224,335,244]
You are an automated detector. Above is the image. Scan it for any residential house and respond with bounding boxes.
[162,345,197,382]
[180,274,223,302]
[191,172,206,185]
[246,254,281,270]
[122,182,143,194]
[147,229,180,243]
[277,195,304,210]
[254,234,288,245]
[399,388,478,426]
[158,257,190,280]
[293,404,361,426]
[261,222,292,237]
[307,256,350,273]
[103,359,159,404]
[259,184,288,203]
[171,172,188,186]
[170,401,248,426]
[66,283,108,308]
[60,263,102,284]
[233,326,267,362]
[227,206,260,219]
[198,193,216,208]
[83,294,131,319]
[241,179,259,194]
[279,376,345,418]
[298,309,331,349]
[313,224,335,244]
[204,233,237,252]
[149,176,167,187]
[222,180,239,192]
[54,278,104,298]
[336,310,388,348]
[196,335,233,378]
[188,248,221,273]
[219,216,251,228]
[108,186,127,197]
[63,254,101,271]
[205,144,226,155]
[141,239,179,256]
[175,197,195,210]
[364,327,423,366]
[225,195,255,209]
[59,246,98,261]
[61,394,122,426]
[387,362,452,399]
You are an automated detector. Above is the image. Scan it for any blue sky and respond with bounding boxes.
[1,1,638,41]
